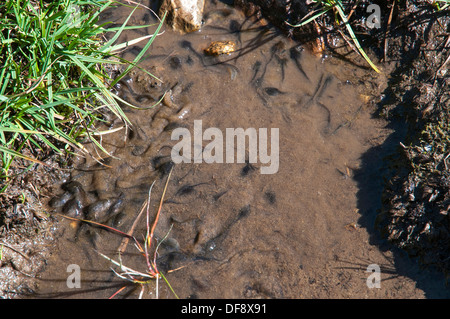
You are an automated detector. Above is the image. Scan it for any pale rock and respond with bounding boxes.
[159,0,205,33]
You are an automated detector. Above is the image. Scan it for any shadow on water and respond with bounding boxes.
[354,88,450,298]
[29,276,135,299]
[352,0,450,297]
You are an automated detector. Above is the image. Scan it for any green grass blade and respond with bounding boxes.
[0,145,48,166]
[286,6,333,28]
[100,3,140,51]
[334,1,380,73]
[111,12,166,86]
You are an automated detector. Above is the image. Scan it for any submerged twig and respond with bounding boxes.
[383,0,396,62]
[118,183,155,255]
[0,241,30,261]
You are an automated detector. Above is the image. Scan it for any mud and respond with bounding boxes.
[2,0,450,299]
[373,1,450,278]
[0,156,69,298]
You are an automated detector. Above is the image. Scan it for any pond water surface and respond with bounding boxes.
[34,0,441,298]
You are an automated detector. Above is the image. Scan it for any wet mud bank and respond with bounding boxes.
[355,1,450,279]
[1,0,449,298]
[0,156,69,298]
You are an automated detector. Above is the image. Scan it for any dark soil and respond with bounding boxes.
[0,155,70,298]
[373,2,450,278]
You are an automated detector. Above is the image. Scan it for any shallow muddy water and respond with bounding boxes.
[33,1,448,298]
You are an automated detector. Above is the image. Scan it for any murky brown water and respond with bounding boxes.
[34,1,432,298]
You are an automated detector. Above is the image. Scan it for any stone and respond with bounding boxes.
[159,0,205,33]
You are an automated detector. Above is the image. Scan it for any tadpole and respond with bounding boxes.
[229,19,243,45]
[289,45,309,80]
[303,74,333,110]
[237,205,251,220]
[264,191,276,205]
[151,155,169,168]
[264,87,286,96]
[169,56,182,69]
[301,73,333,131]
[265,41,289,82]
[63,197,84,218]
[180,40,193,50]
[49,191,73,208]
[241,160,256,176]
[155,160,175,177]
[175,182,209,196]
[313,74,333,100]
[179,40,206,66]
[108,193,125,216]
[213,190,228,201]
[276,57,288,82]
[229,19,240,33]
[250,61,262,86]
[85,198,113,220]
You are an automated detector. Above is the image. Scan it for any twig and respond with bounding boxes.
[109,285,127,299]
[444,153,449,170]
[97,251,153,279]
[0,241,30,261]
[346,0,361,20]
[57,213,143,251]
[437,52,450,74]
[148,166,174,265]
[337,28,358,56]
[118,182,155,254]
[383,0,396,62]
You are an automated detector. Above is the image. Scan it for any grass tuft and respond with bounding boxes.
[0,0,165,184]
